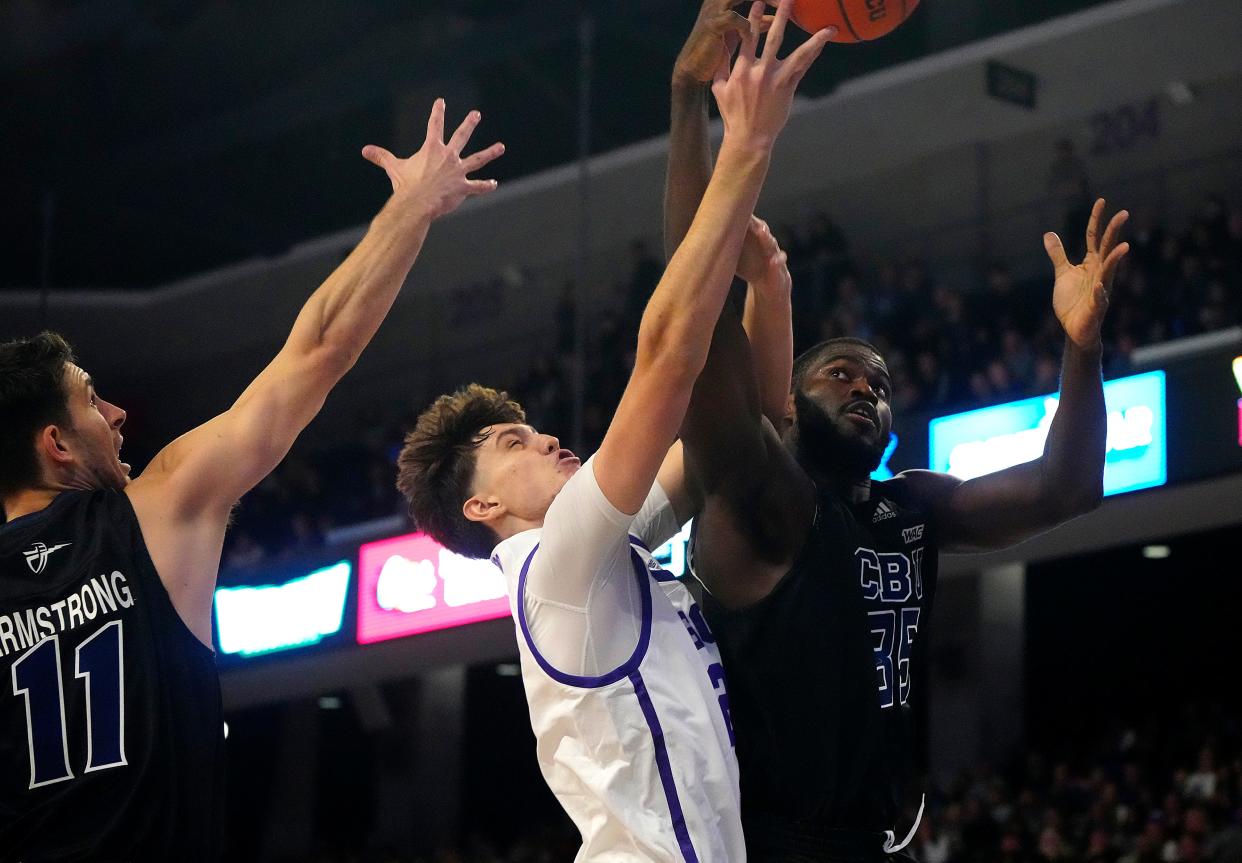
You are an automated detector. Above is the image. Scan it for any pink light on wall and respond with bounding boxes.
[1234,357,1242,446]
[357,532,511,645]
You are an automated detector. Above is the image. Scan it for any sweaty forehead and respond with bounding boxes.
[817,347,888,377]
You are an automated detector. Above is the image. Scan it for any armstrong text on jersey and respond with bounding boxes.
[0,571,134,658]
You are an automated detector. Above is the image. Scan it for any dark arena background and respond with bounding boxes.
[3,0,1241,860]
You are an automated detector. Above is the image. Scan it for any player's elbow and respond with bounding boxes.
[1049,480,1103,522]
[1072,484,1105,516]
[305,340,358,384]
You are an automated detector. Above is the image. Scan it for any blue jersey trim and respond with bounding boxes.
[630,670,701,863]
[515,541,653,688]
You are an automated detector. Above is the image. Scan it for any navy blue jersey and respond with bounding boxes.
[0,490,224,862]
[702,478,938,849]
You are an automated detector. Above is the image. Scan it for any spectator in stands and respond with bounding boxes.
[1186,749,1219,802]
[219,197,1242,568]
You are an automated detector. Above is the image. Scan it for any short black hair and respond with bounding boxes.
[792,337,883,392]
[397,384,526,560]
[0,332,76,498]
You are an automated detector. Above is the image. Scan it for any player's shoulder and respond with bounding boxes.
[491,528,541,580]
[882,470,963,510]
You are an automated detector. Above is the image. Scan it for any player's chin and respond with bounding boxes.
[110,459,132,488]
[844,424,890,462]
[551,466,576,492]
[839,416,880,443]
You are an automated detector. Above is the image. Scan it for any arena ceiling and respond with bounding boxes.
[1,0,1108,290]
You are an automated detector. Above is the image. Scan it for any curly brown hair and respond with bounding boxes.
[397,384,526,559]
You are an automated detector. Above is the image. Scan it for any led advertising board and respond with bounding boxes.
[929,370,1167,496]
[357,532,511,645]
[1234,356,1242,446]
[215,561,351,657]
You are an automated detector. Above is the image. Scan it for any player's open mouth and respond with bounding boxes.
[557,449,580,465]
[844,404,879,428]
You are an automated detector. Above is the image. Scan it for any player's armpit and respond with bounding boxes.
[680,291,764,485]
[693,421,812,608]
[124,346,345,646]
[656,441,702,526]
[681,293,814,607]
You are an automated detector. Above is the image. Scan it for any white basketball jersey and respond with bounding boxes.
[492,460,743,862]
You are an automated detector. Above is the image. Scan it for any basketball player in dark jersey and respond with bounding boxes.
[666,4,1131,860]
[0,101,503,862]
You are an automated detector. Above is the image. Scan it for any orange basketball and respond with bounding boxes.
[791,0,921,43]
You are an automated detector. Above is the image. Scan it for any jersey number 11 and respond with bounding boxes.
[11,620,128,789]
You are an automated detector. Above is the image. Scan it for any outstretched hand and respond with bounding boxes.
[362,99,505,220]
[737,216,791,296]
[712,0,836,151]
[1044,198,1130,349]
[675,0,773,84]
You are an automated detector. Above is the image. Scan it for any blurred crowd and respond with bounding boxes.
[279,705,1241,862]
[912,704,1242,863]
[221,193,1242,571]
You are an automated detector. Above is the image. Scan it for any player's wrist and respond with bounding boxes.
[375,187,438,228]
[1065,334,1104,357]
[672,68,710,93]
[718,133,775,163]
[748,272,792,302]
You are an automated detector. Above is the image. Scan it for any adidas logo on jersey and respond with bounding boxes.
[872,501,897,523]
[23,542,72,574]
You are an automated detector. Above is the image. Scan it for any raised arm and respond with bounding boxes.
[665,0,810,428]
[741,218,795,422]
[900,198,1130,552]
[127,100,504,644]
[593,0,831,517]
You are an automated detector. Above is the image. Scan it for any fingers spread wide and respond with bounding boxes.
[1099,209,1129,256]
[466,178,500,196]
[361,144,396,170]
[782,26,834,85]
[1100,241,1130,284]
[762,0,792,61]
[1084,197,1105,255]
[462,141,505,174]
[1043,231,1071,273]
[426,98,446,143]
[448,110,482,154]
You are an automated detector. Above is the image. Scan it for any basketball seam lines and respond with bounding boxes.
[834,0,863,42]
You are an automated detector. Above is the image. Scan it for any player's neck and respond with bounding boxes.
[2,487,61,524]
[813,470,872,504]
[493,513,545,544]
[785,431,874,503]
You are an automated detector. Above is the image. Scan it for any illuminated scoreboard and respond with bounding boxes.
[928,370,1168,496]
[215,354,1242,666]
[214,526,694,662]
[215,561,351,658]
[356,532,510,644]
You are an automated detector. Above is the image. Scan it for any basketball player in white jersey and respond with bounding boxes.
[396,4,831,859]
